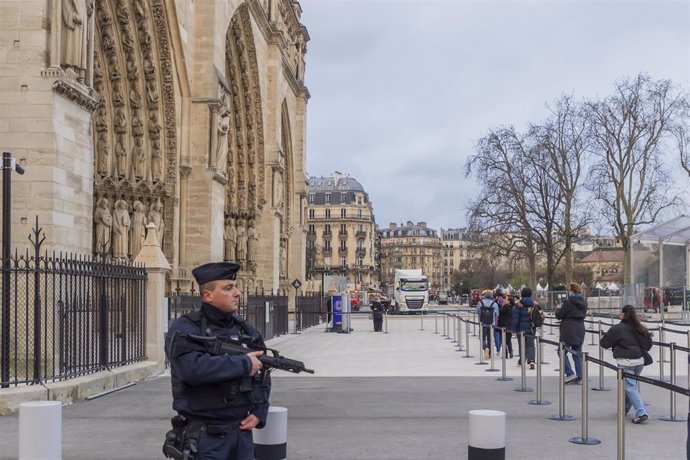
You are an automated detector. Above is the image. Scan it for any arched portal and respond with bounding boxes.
[91,0,177,259]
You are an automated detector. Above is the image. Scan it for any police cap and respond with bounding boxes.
[192,262,240,286]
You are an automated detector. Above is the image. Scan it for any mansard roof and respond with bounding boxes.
[308,175,365,193]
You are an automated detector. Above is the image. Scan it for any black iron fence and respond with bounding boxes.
[167,288,291,340]
[295,293,326,330]
[0,222,148,387]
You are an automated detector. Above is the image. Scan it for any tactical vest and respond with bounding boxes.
[170,310,266,413]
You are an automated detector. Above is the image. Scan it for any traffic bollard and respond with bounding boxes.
[549,343,575,421]
[569,352,600,445]
[528,336,549,405]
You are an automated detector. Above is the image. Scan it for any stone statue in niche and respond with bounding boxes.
[146,79,159,106]
[96,130,109,176]
[224,217,237,262]
[129,200,146,259]
[94,197,113,254]
[273,171,283,207]
[111,80,124,107]
[247,219,258,269]
[151,149,162,183]
[115,134,127,178]
[112,199,131,259]
[280,239,287,278]
[113,106,127,133]
[131,110,144,137]
[61,0,88,76]
[215,110,230,171]
[132,136,145,179]
[235,218,247,265]
[129,85,142,109]
[147,199,165,245]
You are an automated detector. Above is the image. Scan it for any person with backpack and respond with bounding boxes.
[498,293,515,358]
[513,287,536,368]
[600,304,653,424]
[476,290,499,359]
[555,283,588,384]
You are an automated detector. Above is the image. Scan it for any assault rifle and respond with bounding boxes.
[171,331,315,374]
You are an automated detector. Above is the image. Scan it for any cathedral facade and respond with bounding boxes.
[0,0,310,292]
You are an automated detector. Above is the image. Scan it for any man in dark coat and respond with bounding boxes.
[372,299,384,332]
[164,262,270,460]
[555,282,587,384]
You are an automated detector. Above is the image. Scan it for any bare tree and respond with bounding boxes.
[586,74,686,283]
[530,95,592,284]
[465,127,539,288]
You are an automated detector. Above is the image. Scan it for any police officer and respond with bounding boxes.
[164,262,270,460]
[372,299,383,332]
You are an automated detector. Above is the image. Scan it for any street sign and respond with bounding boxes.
[291,279,302,290]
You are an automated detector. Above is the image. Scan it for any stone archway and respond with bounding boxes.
[278,99,295,279]
[223,4,266,275]
[91,0,176,259]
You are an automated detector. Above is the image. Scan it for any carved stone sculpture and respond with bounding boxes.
[132,136,145,179]
[115,134,127,178]
[129,200,146,259]
[224,217,237,262]
[273,171,283,207]
[215,110,230,171]
[112,199,131,259]
[247,219,258,268]
[96,130,109,175]
[235,219,247,264]
[61,0,88,73]
[148,199,165,245]
[94,197,113,254]
[280,239,287,278]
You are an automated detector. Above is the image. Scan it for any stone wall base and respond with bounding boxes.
[0,361,164,415]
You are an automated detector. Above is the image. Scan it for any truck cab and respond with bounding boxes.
[394,269,429,314]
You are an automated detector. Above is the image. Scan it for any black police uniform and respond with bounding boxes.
[164,262,270,460]
[372,300,383,332]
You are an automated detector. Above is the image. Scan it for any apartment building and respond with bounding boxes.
[379,222,443,290]
[306,172,378,289]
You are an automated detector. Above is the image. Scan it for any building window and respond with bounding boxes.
[309,209,315,219]
[325,224,331,235]
[325,240,331,250]
[308,194,314,204]
[325,209,331,219]
[340,223,346,233]
[357,258,363,266]
[341,257,347,267]
[358,224,363,232]
[340,240,346,250]
[325,193,331,204]
[308,224,315,234]
[358,209,362,218]
[341,208,346,218]
[307,240,314,250]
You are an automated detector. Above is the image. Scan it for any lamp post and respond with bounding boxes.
[2,152,25,387]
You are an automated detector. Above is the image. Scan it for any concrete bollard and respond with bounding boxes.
[468,409,505,459]
[254,406,288,460]
[19,401,62,460]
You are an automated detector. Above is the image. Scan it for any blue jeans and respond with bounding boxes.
[494,330,502,353]
[620,364,646,417]
[563,343,582,379]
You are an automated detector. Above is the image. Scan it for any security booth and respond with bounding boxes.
[632,215,690,320]
[328,292,351,333]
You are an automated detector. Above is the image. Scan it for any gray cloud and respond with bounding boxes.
[300,0,690,230]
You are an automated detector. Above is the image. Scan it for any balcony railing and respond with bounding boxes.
[323,247,332,255]
[338,246,348,254]
[339,230,348,238]
[356,231,367,238]
[356,247,366,256]
[322,231,332,238]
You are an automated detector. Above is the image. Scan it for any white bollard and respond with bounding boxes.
[468,409,505,459]
[19,401,62,460]
[254,406,288,460]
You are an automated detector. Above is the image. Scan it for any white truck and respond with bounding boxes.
[393,269,429,314]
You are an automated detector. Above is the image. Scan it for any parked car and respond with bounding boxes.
[461,294,469,305]
[437,291,448,305]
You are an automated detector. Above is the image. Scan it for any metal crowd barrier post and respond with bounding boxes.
[486,325,498,372]
[660,342,687,422]
[442,313,447,338]
[420,309,425,331]
[569,352,600,445]
[514,332,532,392]
[445,314,452,341]
[549,343,575,421]
[660,326,669,363]
[476,324,487,366]
[549,313,555,336]
[659,338,667,382]
[472,312,477,336]
[528,336,549,404]
[456,315,464,352]
[434,311,439,334]
[383,309,389,335]
[589,312,595,346]
[463,317,474,359]
[687,331,690,389]
[616,368,625,460]
[592,330,611,392]
[451,316,457,343]
[497,327,513,382]
[539,327,549,365]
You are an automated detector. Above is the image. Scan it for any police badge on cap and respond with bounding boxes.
[192,262,241,286]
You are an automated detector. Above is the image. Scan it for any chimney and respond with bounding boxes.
[332,171,342,186]
[406,221,413,227]
[418,222,427,229]
[389,222,397,229]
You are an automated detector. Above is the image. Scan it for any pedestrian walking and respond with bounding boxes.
[555,283,587,384]
[476,291,499,359]
[513,287,536,369]
[498,293,515,358]
[600,304,653,424]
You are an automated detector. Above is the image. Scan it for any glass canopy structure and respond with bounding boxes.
[631,215,690,289]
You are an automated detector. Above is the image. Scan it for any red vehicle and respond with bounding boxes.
[644,286,689,312]
[470,289,482,307]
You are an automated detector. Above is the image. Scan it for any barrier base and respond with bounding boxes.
[475,362,489,366]
[659,415,687,422]
[513,387,533,392]
[549,414,576,421]
[592,387,611,391]
[528,399,551,405]
[569,436,601,445]
[496,377,514,381]
[485,368,499,372]
[462,355,475,359]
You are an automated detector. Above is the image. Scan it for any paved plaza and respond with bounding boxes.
[0,311,688,459]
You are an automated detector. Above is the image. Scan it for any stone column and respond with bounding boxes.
[134,222,171,365]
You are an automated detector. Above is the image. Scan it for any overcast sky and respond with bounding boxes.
[299,0,690,231]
